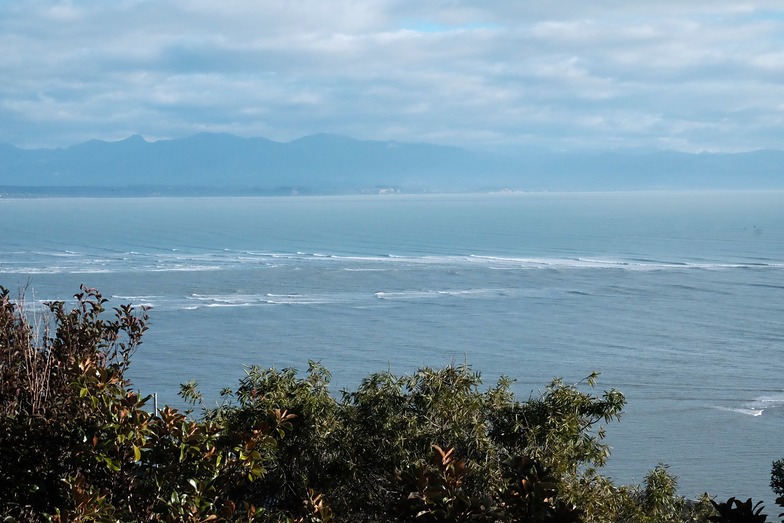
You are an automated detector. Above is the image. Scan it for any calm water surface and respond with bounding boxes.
[1,191,783,507]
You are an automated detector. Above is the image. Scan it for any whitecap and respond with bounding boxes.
[202,302,255,308]
[748,393,784,414]
[714,406,763,417]
[148,265,222,272]
[374,290,438,300]
[715,393,784,417]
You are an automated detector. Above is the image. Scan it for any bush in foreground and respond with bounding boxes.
[1,286,781,522]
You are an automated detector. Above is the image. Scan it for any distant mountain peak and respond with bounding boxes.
[0,132,782,195]
[289,133,359,145]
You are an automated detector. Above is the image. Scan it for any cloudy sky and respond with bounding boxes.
[2,1,783,152]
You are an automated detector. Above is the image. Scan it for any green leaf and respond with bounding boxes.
[104,457,121,472]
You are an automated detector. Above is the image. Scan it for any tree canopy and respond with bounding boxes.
[0,286,781,522]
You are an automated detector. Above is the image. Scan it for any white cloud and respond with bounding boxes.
[0,1,783,151]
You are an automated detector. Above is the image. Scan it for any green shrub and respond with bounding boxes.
[2,285,776,522]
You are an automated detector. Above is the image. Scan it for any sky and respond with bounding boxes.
[1,1,783,152]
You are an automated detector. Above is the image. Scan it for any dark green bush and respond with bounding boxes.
[2,285,779,522]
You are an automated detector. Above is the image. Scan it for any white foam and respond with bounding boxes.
[33,250,81,258]
[8,248,784,276]
[184,292,337,307]
[749,393,784,412]
[264,293,337,304]
[715,393,784,417]
[148,265,221,272]
[190,294,260,304]
[375,290,449,299]
[715,406,763,417]
[374,291,432,300]
[436,288,497,297]
[202,302,255,308]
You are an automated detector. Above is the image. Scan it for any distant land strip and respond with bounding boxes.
[1,133,782,194]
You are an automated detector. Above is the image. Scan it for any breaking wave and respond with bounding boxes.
[3,248,783,275]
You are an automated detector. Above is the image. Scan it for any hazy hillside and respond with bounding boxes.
[0,133,782,196]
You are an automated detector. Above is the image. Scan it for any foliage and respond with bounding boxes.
[203,362,338,515]
[0,285,149,520]
[0,286,313,522]
[396,444,493,522]
[773,460,784,498]
[1,285,780,522]
[772,460,784,520]
[708,497,768,523]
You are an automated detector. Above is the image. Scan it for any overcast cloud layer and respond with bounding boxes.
[2,1,783,151]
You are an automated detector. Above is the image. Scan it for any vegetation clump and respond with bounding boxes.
[1,286,782,522]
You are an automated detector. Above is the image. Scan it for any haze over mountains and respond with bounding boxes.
[0,133,782,196]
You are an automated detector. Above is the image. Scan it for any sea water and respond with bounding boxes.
[1,191,783,508]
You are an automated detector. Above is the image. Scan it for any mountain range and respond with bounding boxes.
[1,133,782,196]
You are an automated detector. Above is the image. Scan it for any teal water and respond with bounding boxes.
[1,191,783,507]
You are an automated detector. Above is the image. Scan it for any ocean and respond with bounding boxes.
[1,191,783,508]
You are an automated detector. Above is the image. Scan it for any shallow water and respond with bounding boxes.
[2,191,783,508]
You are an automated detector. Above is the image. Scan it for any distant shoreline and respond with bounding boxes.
[3,133,784,194]
[3,185,784,199]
